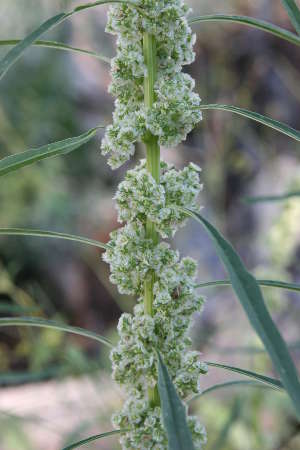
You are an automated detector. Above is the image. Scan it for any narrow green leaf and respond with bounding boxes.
[243,191,300,203]
[0,228,108,250]
[189,14,300,46]
[199,104,300,141]
[188,380,272,403]
[0,14,66,80]
[205,362,283,390]
[183,209,300,419]
[0,1,140,81]
[281,0,300,36]
[0,40,110,63]
[0,317,113,348]
[62,429,126,450]
[157,352,195,450]
[0,127,101,177]
[72,0,143,14]
[195,279,300,293]
[210,341,300,355]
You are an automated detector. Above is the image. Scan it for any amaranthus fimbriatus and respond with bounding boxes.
[102,1,207,447]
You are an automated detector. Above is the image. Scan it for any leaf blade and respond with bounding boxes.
[189,380,273,402]
[0,317,113,348]
[205,362,283,389]
[199,104,300,141]
[0,228,108,250]
[189,14,300,46]
[243,191,300,203]
[0,13,66,80]
[195,279,300,293]
[0,39,110,63]
[281,0,300,36]
[0,1,139,81]
[184,209,300,419]
[0,127,101,177]
[157,352,195,450]
[62,429,125,450]
[72,0,142,14]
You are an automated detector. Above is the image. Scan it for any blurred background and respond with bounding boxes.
[0,0,300,449]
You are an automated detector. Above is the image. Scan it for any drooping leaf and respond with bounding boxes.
[183,209,300,419]
[0,0,140,81]
[0,127,101,177]
[0,228,108,250]
[199,104,300,142]
[210,341,300,355]
[62,429,126,450]
[243,191,300,203]
[195,279,300,293]
[0,14,66,80]
[188,380,272,403]
[205,362,283,389]
[0,40,110,63]
[281,0,300,36]
[157,352,195,450]
[0,317,113,348]
[189,14,300,46]
[187,364,282,409]
[72,0,143,14]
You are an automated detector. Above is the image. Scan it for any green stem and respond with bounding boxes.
[143,32,160,407]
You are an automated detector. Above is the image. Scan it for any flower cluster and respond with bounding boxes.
[104,170,206,447]
[102,1,206,448]
[115,159,202,237]
[106,242,207,448]
[114,396,206,449]
[101,0,202,168]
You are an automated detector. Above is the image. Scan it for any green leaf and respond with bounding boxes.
[183,209,300,419]
[0,40,110,63]
[62,429,126,450]
[0,14,66,81]
[0,127,101,177]
[188,363,283,406]
[209,341,300,355]
[0,228,108,250]
[281,0,300,36]
[195,279,300,293]
[243,191,300,203]
[0,1,140,81]
[199,104,300,142]
[157,352,195,450]
[189,14,300,46]
[205,362,283,390]
[72,0,143,14]
[189,380,273,402]
[0,317,113,348]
